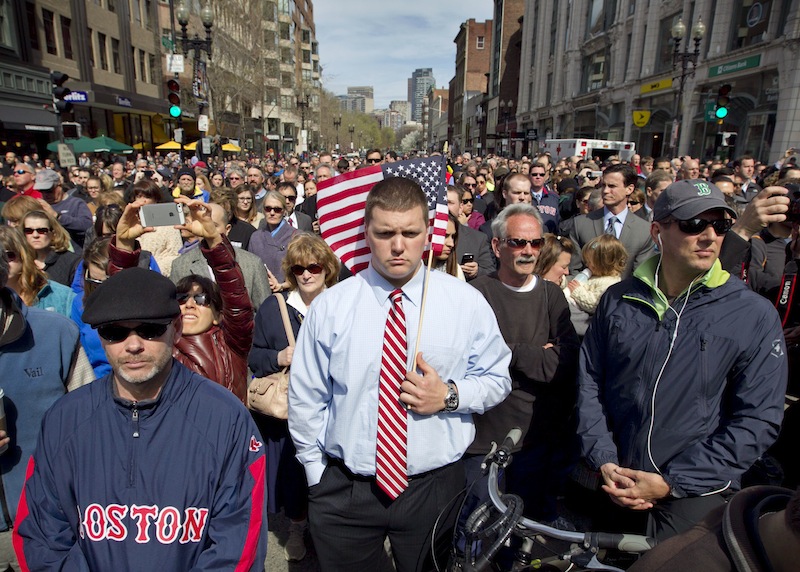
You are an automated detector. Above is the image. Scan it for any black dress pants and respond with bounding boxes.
[308,458,464,572]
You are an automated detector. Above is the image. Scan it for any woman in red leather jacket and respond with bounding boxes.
[108,197,253,403]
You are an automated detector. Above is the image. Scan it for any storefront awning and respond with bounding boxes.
[0,106,57,132]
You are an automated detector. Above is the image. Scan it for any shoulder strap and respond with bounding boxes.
[273,293,296,347]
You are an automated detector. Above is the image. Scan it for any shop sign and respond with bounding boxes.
[633,110,651,127]
[116,96,132,108]
[64,91,88,103]
[640,78,672,94]
[709,54,762,78]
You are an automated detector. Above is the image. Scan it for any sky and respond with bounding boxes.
[313,1,495,109]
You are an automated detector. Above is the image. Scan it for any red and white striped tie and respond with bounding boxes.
[376,288,408,499]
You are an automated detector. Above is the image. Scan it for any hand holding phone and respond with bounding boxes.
[461,253,475,264]
[139,203,185,227]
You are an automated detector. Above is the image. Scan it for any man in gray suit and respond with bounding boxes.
[569,164,655,278]
[170,202,270,309]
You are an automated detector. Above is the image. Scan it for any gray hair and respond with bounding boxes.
[491,203,542,240]
[587,189,603,210]
[315,164,333,179]
[227,166,245,180]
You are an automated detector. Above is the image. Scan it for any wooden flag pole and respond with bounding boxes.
[412,245,436,364]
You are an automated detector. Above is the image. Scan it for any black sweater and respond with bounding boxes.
[468,273,580,453]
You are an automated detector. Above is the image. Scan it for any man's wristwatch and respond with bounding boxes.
[443,381,459,412]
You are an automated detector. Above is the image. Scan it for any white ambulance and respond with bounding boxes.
[540,138,636,163]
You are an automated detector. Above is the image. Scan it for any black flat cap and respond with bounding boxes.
[83,267,180,328]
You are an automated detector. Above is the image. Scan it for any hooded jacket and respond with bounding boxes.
[578,255,787,497]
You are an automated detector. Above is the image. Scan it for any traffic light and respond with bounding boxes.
[167,79,182,118]
[51,71,72,114]
[715,84,731,120]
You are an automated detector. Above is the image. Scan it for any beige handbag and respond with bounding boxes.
[248,293,295,419]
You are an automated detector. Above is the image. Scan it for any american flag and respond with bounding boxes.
[316,156,450,274]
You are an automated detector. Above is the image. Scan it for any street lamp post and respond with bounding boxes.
[670,16,705,158]
[296,94,310,155]
[499,100,513,156]
[348,125,355,151]
[176,1,214,160]
[333,115,342,150]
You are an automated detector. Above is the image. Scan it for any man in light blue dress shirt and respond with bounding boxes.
[289,177,512,571]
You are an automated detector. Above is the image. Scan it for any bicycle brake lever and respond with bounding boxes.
[570,551,627,572]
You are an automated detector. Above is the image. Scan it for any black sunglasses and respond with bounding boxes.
[283,195,297,201]
[366,158,381,164]
[176,292,210,306]
[264,206,284,214]
[531,173,546,177]
[462,182,477,188]
[503,237,545,249]
[23,227,50,235]
[97,323,170,343]
[671,218,733,235]
[461,198,474,204]
[291,263,324,276]
[14,169,31,175]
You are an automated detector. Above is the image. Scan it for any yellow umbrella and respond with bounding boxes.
[183,140,198,151]
[155,140,183,150]
[222,142,241,152]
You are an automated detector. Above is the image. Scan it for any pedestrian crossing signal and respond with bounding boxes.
[167,79,182,119]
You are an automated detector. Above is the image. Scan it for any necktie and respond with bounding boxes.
[376,288,408,499]
[605,216,618,237]
[288,217,294,227]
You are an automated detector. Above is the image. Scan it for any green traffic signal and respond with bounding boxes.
[715,106,728,119]
[169,105,182,118]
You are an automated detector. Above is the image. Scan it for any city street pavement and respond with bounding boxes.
[265,511,395,572]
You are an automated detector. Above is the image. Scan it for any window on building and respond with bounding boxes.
[88,28,94,67]
[263,0,276,20]
[549,7,558,56]
[476,35,484,49]
[139,49,146,82]
[108,0,116,13]
[581,49,608,93]
[0,0,17,50]
[279,21,290,40]
[281,71,293,88]
[42,9,56,54]
[731,0,772,50]
[302,49,311,64]
[655,13,681,75]
[25,2,38,50]
[311,40,318,55]
[585,0,617,38]
[111,38,120,73]
[144,0,152,29]
[301,28,310,44]
[131,0,141,25]
[266,87,278,105]
[148,53,156,83]
[281,94,293,109]
[131,47,138,79]
[98,32,108,70]
[61,16,73,59]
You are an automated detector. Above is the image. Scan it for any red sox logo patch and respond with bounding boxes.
[249,435,263,453]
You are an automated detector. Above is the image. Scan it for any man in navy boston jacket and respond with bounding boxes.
[13,267,267,571]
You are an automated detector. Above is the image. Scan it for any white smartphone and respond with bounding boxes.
[139,203,185,227]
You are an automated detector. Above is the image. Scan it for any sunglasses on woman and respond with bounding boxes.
[4,251,18,262]
[291,263,323,276]
[176,292,210,306]
[97,323,170,343]
[23,227,50,235]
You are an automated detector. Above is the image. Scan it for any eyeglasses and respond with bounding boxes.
[264,206,284,214]
[14,169,31,175]
[628,200,641,206]
[462,182,477,188]
[477,180,486,185]
[531,173,546,178]
[289,161,299,166]
[366,158,381,164]
[461,198,474,204]
[4,251,18,262]
[23,227,50,235]
[282,194,297,202]
[669,218,733,235]
[97,323,170,343]
[503,237,545,249]
[228,175,242,181]
[290,263,324,276]
[177,292,210,306]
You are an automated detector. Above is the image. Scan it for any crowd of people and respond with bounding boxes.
[0,143,798,571]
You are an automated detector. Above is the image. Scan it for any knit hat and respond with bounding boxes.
[176,167,196,181]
